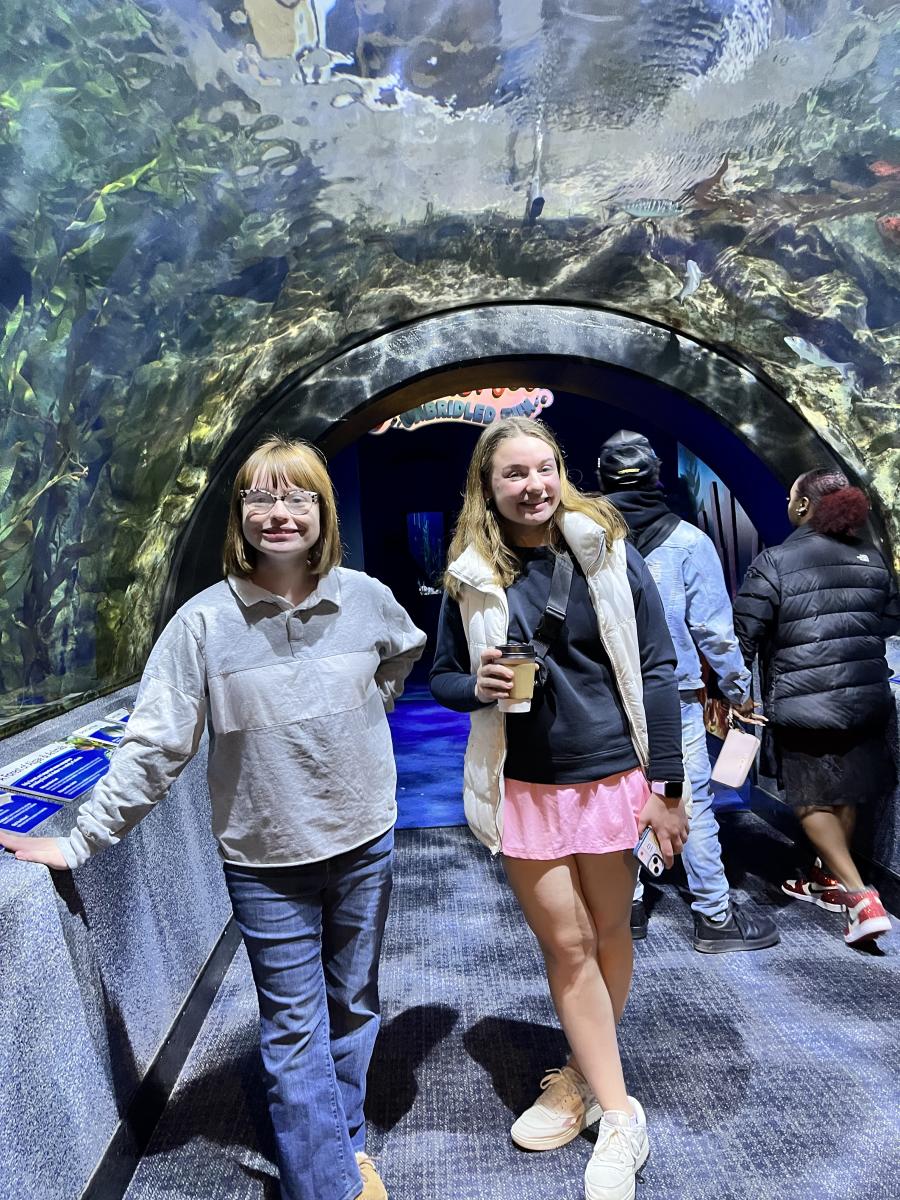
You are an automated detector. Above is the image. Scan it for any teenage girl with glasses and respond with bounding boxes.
[0,435,425,1200]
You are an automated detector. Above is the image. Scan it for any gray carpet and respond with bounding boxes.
[125,817,900,1200]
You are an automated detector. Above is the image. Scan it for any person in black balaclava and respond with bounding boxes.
[598,431,779,952]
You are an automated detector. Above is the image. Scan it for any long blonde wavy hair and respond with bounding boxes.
[444,417,627,597]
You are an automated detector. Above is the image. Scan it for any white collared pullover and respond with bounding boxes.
[57,570,426,869]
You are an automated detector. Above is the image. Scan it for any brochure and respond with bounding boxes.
[0,741,113,802]
[66,708,131,749]
[0,794,64,833]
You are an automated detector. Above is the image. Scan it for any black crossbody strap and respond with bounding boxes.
[531,551,574,668]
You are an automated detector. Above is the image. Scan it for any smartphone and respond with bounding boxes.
[633,827,665,877]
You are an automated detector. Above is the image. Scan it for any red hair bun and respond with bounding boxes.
[811,487,869,536]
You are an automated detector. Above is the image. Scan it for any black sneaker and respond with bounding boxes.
[692,902,779,954]
[630,899,648,941]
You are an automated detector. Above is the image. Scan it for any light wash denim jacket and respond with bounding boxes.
[643,521,751,705]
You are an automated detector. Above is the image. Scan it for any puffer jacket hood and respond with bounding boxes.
[733,525,900,730]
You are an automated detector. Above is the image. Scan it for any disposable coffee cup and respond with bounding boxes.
[495,642,538,713]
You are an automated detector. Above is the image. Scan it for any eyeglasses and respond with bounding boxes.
[240,488,319,515]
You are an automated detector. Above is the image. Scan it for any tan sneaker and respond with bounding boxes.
[511,1065,603,1150]
[355,1151,388,1200]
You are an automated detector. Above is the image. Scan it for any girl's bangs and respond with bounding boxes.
[241,444,323,493]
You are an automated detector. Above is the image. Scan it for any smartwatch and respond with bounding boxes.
[650,780,683,800]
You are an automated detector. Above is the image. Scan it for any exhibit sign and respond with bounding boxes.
[0,710,130,832]
[369,387,554,434]
[65,708,130,749]
[0,794,64,833]
[0,742,114,802]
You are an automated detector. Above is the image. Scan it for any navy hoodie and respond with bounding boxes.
[430,542,683,785]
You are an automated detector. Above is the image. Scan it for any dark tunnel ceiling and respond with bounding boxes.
[0,0,898,727]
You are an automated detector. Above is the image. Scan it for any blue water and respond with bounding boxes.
[389,685,468,830]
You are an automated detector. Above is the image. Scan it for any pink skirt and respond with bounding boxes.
[501,768,650,860]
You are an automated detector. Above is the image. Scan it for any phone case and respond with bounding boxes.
[710,727,761,788]
[634,827,664,877]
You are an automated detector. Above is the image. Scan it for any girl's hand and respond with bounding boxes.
[637,794,689,869]
[0,832,69,870]
[474,648,515,703]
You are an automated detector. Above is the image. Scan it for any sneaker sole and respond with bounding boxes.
[511,1101,604,1151]
[781,884,844,913]
[630,926,647,941]
[844,915,892,945]
[584,1142,649,1200]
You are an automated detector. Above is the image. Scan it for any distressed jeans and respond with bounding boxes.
[636,691,730,920]
[224,827,394,1200]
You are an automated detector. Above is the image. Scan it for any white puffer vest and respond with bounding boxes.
[447,510,682,855]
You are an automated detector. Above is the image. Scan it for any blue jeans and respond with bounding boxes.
[224,827,394,1200]
[636,692,730,920]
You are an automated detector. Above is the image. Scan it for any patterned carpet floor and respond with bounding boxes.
[124,817,899,1200]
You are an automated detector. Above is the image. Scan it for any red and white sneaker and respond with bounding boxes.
[842,888,892,945]
[781,858,846,913]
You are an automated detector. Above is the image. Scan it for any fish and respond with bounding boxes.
[876,215,900,246]
[676,260,702,303]
[784,337,858,388]
[619,198,683,219]
[869,161,900,178]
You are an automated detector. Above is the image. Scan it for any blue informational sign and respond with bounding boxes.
[66,708,130,748]
[0,742,112,802]
[0,795,64,833]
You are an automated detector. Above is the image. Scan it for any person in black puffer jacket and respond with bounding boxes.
[734,467,900,947]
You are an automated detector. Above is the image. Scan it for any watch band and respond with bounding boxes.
[650,780,683,799]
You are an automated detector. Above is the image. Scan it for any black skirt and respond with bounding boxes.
[772,719,896,809]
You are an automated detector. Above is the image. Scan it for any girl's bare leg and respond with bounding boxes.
[575,849,639,1023]
[836,804,857,843]
[503,852,637,1114]
[797,805,864,890]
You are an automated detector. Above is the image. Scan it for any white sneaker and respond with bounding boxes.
[510,1065,603,1150]
[584,1098,649,1200]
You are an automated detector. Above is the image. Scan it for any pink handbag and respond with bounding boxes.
[710,723,761,788]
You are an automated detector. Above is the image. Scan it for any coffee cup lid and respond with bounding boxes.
[496,642,536,659]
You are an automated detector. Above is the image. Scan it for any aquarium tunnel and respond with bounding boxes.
[1,3,898,1200]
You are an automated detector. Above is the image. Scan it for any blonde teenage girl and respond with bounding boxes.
[430,417,688,1200]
